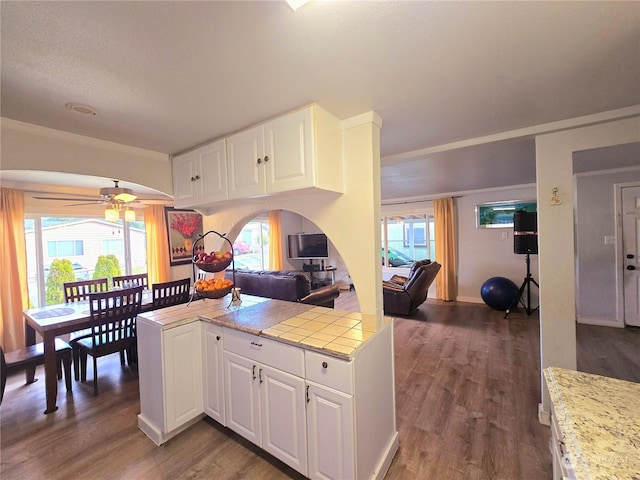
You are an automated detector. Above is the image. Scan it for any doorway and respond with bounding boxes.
[620,184,640,326]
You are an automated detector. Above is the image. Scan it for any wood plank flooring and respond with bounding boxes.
[2,294,639,479]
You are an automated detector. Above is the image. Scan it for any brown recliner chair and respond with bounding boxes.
[383,261,441,315]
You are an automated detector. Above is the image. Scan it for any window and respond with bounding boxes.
[25,216,147,307]
[47,239,84,257]
[234,215,270,270]
[381,213,435,268]
[102,238,124,255]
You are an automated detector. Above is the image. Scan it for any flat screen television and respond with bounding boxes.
[287,233,329,259]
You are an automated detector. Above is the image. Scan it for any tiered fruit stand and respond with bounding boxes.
[192,230,236,299]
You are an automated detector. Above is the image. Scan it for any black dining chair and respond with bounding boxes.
[112,273,149,289]
[1,338,73,405]
[151,278,191,309]
[64,278,110,381]
[75,286,142,396]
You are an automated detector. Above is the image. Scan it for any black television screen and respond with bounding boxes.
[287,233,329,259]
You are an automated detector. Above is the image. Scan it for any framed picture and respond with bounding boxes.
[476,200,536,229]
[164,207,204,265]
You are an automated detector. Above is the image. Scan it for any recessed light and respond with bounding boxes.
[65,103,99,116]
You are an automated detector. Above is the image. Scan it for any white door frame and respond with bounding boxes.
[615,181,640,325]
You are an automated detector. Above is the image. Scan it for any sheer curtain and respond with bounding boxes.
[144,205,171,285]
[434,197,457,301]
[0,189,29,351]
[268,210,283,270]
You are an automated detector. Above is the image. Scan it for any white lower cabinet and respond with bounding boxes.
[137,318,204,445]
[306,381,355,480]
[202,322,225,425]
[138,316,398,479]
[223,330,308,474]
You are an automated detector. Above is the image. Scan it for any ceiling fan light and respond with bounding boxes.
[124,208,136,222]
[105,207,120,222]
[114,192,137,203]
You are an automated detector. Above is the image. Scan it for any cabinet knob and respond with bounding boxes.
[263,155,269,163]
[627,254,635,259]
[628,265,636,270]
[216,335,221,341]
[256,158,262,165]
[322,361,328,369]
[191,175,200,181]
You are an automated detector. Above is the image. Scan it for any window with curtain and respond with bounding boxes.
[234,214,270,270]
[25,216,147,307]
[381,213,435,268]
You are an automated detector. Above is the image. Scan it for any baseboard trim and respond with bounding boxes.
[538,403,550,426]
[371,431,399,480]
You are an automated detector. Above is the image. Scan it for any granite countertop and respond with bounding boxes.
[544,367,640,480]
[138,293,391,360]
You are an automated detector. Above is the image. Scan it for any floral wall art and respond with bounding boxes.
[164,207,204,265]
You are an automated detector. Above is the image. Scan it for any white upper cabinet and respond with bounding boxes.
[227,104,343,200]
[172,139,227,208]
[226,124,265,199]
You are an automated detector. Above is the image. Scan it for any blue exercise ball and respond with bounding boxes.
[481,277,519,311]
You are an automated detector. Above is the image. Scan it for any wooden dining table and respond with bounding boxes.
[22,290,155,414]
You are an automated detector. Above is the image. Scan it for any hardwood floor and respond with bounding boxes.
[2,294,639,479]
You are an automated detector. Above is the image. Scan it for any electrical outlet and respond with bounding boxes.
[604,235,616,245]
[502,231,509,240]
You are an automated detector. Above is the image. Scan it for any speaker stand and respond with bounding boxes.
[504,253,539,319]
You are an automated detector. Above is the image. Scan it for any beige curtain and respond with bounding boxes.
[268,210,283,270]
[434,197,457,301]
[144,205,171,285]
[0,189,29,351]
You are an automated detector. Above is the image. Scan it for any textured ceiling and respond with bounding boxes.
[1,1,639,201]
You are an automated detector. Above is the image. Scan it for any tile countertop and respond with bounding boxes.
[138,293,392,361]
[544,367,640,480]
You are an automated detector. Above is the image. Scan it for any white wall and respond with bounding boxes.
[456,185,539,304]
[574,167,640,326]
[536,116,640,420]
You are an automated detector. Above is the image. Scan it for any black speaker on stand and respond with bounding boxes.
[505,211,539,318]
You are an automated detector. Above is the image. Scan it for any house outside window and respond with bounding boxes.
[233,215,270,270]
[25,216,147,307]
[381,212,435,268]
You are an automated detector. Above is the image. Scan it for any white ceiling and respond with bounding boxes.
[1,1,639,201]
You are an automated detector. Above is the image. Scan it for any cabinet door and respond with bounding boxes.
[227,125,265,199]
[197,139,228,204]
[172,151,198,207]
[264,107,313,194]
[224,351,261,445]
[163,323,203,432]
[202,323,225,425]
[306,382,355,480]
[260,364,307,474]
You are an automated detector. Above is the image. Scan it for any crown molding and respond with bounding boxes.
[0,117,168,162]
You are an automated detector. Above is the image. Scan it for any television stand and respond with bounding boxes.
[303,260,336,289]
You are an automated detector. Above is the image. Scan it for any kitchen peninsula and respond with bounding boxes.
[544,367,640,480]
[136,294,398,480]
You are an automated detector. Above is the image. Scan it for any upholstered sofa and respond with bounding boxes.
[382,260,441,315]
[224,269,340,308]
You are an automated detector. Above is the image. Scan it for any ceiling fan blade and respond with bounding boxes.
[33,196,102,202]
[64,201,106,207]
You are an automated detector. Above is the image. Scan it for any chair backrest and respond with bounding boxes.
[404,262,441,308]
[64,278,109,303]
[152,278,191,309]
[88,286,143,354]
[113,273,149,289]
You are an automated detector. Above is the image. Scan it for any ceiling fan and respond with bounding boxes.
[33,180,145,222]
[34,180,142,206]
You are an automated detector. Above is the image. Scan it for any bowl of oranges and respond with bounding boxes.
[195,277,234,299]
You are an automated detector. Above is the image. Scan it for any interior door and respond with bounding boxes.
[622,185,640,326]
